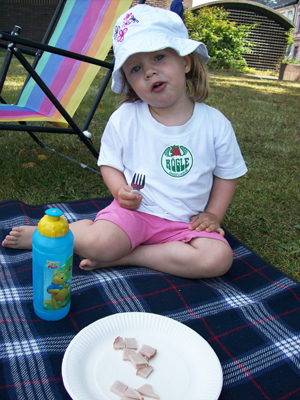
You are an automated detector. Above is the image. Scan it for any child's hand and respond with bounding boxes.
[116,185,142,210]
[189,212,225,237]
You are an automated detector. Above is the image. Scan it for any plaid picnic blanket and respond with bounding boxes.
[1,197,300,400]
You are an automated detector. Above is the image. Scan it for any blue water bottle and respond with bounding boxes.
[32,208,74,321]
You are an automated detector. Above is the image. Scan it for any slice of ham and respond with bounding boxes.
[110,380,128,396]
[113,336,125,350]
[137,384,160,399]
[123,348,136,361]
[136,365,154,379]
[123,387,144,399]
[125,337,138,349]
[138,345,157,359]
[129,353,149,369]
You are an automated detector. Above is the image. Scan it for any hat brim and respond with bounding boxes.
[111,36,210,94]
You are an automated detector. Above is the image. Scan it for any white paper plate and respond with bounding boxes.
[62,312,223,400]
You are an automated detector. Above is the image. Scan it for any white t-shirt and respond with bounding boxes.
[98,101,247,223]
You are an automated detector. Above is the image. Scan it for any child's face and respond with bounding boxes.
[122,48,191,112]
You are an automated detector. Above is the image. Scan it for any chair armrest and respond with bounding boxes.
[0,31,114,69]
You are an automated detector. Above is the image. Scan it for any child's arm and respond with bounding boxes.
[189,176,237,236]
[101,165,142,210]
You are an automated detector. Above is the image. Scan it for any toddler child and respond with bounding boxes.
[2,5,247,279]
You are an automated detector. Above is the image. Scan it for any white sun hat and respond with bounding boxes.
[111,4,210,94]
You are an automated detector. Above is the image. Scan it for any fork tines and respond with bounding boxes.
[131,173,145,190]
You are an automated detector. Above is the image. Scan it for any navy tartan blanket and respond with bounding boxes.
[1,197,300,400]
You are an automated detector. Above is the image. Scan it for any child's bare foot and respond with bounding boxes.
[2,226,36,249]
[79,258,107,271]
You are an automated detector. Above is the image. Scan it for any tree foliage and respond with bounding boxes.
[184,7,256,71]
[285,28,295,48]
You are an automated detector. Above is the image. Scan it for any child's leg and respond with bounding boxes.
[2,226,36,249]
[2,220,131,265]
[70,219,131,263]
[80,237,233,279]
[2,213,232,279]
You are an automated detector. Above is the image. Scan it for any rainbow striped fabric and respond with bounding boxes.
[0,0,132,127]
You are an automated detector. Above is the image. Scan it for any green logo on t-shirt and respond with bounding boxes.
[161,145,193,177]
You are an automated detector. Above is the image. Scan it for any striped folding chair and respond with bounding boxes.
[0,0,145,171]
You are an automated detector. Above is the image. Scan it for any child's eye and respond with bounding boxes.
[132,66,141,73]
[155,55,164,61]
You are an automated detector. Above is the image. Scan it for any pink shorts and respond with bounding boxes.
[94,200,230,251]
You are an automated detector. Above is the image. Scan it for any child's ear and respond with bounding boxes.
[183,54,192,74]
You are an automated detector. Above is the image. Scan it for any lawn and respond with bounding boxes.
[1,60,300,280]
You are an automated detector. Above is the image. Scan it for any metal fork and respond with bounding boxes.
[131,173,145,195]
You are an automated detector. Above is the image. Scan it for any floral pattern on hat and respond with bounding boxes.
[114,12,139,43]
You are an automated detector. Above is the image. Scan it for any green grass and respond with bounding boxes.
[207,72,300,280]
[1,60,300,280]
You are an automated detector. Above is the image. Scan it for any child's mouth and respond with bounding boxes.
[152,82,165,92]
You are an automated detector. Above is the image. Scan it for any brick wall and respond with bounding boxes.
[132,0,168,7]
[0,0,60,44]
[133,1,193,11]
[0,0,192,47]
[167,1,193,10]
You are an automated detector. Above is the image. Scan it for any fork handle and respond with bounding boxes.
[131,189,141,195]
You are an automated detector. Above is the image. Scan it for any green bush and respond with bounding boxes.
[185,7,256,71]
[285,28,295,48]
[280,56,300,65]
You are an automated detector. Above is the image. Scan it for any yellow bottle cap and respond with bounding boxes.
[37,208,69,238]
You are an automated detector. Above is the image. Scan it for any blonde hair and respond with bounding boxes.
[119,51,209,104]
